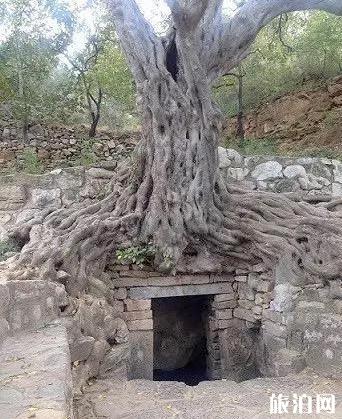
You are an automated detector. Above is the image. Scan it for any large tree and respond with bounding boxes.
[3,0,342,293]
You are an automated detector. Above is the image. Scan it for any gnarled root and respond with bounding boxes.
[2,163,342,294]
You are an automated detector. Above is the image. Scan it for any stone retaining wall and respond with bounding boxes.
[2,148,342,242]
[0,122,137,172]
[219,147,342,197]
[0,278,68,345]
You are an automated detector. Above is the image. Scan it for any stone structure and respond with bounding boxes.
[218,147,342,197]
[0,117,137,172]
[1,147,342,416]
[0,322,73,419]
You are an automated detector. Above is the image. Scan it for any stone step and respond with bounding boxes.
[0,322,73,419]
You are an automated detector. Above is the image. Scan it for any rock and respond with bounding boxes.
[87,167,114,179]
[218,147,231,168]
[251,161,283,180]
[2,127,10,137]
[99,343,130,376]
[273,349,306,376]
[333,161,342,184]
[227,167,249,181]
[332,182,342,197]
[271,284,301,312]
[104,317,129,344]
[225,148,243,165]
[0,283,10,316]
[124,299,151,311]
[26,188,61,209]
[107,139,116,149]
[283,164,306,179]
[70,336,95,362]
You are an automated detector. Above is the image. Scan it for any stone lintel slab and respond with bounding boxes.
[112,274,235,288]
[128,283,233,299]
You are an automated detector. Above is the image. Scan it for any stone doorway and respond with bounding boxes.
[152,295,209,386]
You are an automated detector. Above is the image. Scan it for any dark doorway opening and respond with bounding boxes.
[152,295,209,386]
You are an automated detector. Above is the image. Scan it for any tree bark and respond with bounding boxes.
[3,0,342,289]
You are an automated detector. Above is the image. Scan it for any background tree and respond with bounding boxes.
[0,0,75,141]
[214,10,342,120]
[65,35,105,138]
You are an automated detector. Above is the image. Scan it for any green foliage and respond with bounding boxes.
[0,0,75,134]
[116,244,156,266]
[225,137,280,156]
[76,139,98,167]
[95,41,135,111]
[18,148,43,174]
[0,239,20,261]
[214,11,342,118]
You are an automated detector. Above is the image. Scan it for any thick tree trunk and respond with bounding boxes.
[4,0,342,290]
[122,36,223,266]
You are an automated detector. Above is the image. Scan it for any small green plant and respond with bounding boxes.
[77,139,98,167]
[0,239,20,262]
[19,148,43,174]
[116,243,156,266]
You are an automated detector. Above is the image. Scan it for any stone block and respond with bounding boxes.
[99,343,130,376]
[235,268,249,275]
[212,300,237,310]
[215,309,233,320]
[128,283,233,299]
[273,349,306,377]
[124,299,151,311]
[255,293,263,305]
[233,307,256,323]
[235,275,247,282]
[214,293,235,302]
[262,320,287,338]
[70,336,95,362]
[123,310,152,321]
[112,300,124,312]
[251,161,283,180]
[252,306,262,315]
[113,287,127,300]
[218,319,235,329]
[238,283,255,300]
[127,319,153,331]
[263,308,284,324]
[238,299,254,309]
[128,330,153,379]
[210,274,234,284]
[256,280,273,293]
[0,283,10,316]
[251,263,265,273]
[0,323,73,419]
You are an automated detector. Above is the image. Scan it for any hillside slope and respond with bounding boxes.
[226,75,342,157]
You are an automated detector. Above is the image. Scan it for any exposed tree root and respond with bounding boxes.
[2,155,342,297]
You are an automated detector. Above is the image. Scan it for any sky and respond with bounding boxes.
[0,0,236,52]
[64,0,236,53]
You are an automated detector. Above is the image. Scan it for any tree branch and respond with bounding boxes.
[107,0,164,82]
[166,0,209,30]
[208,0,342,81]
